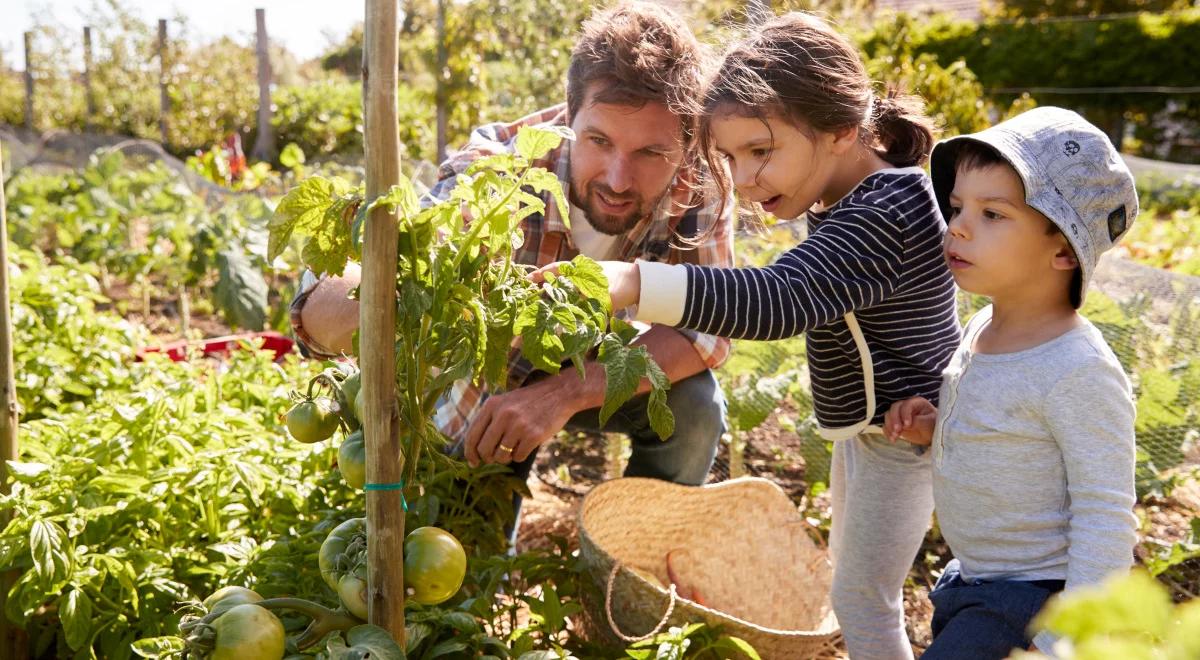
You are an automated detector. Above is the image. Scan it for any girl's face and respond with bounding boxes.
[710,111,840,220]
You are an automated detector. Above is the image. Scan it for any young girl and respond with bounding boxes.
[537,12,961,659]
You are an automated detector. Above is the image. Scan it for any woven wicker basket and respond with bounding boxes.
[577,477,841,659]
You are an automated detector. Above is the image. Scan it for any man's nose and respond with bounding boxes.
[603,155,634,194]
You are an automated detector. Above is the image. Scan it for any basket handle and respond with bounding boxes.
[604,563,678,643]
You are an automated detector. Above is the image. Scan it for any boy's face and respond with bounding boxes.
[943,162,1077,303]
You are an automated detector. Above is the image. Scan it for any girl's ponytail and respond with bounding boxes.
[871,88,937,168]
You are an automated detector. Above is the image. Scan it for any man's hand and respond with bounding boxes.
[463,377,579,467]
[883,396,938,446]
[530,260,642,311]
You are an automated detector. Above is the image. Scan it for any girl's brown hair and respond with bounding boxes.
[699,12,937,211]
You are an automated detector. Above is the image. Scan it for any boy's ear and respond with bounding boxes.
[1051,242,1079,272]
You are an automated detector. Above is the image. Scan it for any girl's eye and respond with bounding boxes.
[750,148,771,159]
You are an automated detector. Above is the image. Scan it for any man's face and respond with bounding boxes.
[568,84,686,235]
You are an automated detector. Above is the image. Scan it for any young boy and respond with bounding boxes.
[883,106,1139,659]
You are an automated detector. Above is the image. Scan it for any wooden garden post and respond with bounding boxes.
[251,8,276,162]
[83,27,96,131]
[0,149,27,658]
[22,33,33,132]
[158,20,169,146]
[361,0,406,643]
[435,0,448,164]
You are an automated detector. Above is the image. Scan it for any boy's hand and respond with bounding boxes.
[529,260,642,310]
[884,397,937,446]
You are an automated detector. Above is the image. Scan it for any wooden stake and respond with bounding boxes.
[0,145,28,660]
[83,27,96,129]
[22,32,33,132]
[251,8,276,162]
[435,0,448,164]
[158,20,169,145]
[362,0,405,643]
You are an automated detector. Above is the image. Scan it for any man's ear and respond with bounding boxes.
[1051,241,1079,272]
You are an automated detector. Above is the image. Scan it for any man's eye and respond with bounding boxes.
[590,136,609,147]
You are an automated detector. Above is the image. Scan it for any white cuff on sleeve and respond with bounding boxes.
[1031,630,1061,658]
[633,260,688,326]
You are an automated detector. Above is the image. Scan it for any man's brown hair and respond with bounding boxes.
[566,1,708,150]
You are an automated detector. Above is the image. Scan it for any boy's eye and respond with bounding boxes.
[947,205,961,218]
[983,209,1005,221]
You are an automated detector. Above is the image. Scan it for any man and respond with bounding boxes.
[291,1,733,496]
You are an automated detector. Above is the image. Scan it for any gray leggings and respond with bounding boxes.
[829,433,934,660]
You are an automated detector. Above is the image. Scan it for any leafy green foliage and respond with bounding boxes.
[7,247,142,418]
[1011,570,1200,660]
[858,9,1200,160]
[5,149,278,330]
[0,349,337,659]
[624,623,760,660]
[270,125,674,493]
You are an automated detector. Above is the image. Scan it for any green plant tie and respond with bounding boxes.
[363,480,408,511]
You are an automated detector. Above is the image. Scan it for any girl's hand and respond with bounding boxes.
[529,260,642,310]
[883,397,937,446]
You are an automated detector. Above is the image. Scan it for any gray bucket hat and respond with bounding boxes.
[930,106,1139,308]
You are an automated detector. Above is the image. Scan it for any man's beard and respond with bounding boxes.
[569,181,663,236]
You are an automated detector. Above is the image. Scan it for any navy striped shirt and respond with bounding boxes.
[678,168,962,430]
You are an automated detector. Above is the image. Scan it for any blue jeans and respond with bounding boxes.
[922,559,1064,660]
[505,369,726,542]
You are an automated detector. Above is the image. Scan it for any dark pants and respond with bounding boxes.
[922,559,1065,660]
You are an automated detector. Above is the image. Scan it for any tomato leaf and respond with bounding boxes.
[324,624,405,660]
[514,125,573,161]
[130,636,186,658]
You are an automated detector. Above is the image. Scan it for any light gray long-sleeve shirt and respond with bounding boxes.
[932,305,1138,594]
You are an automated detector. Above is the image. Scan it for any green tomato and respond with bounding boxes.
[202,586,262,618]
[337,573,369,620]
[319,517,366,592]
[209,603,285,660]
[339,371,362,424]
[285,397,339,444]
[354,387,365,423]
[338,429,366,490]
[404,527,467,606]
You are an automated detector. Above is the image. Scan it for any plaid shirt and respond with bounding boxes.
[293,104,734,442]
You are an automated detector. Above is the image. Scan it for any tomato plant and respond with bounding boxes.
[270,125,675,496]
